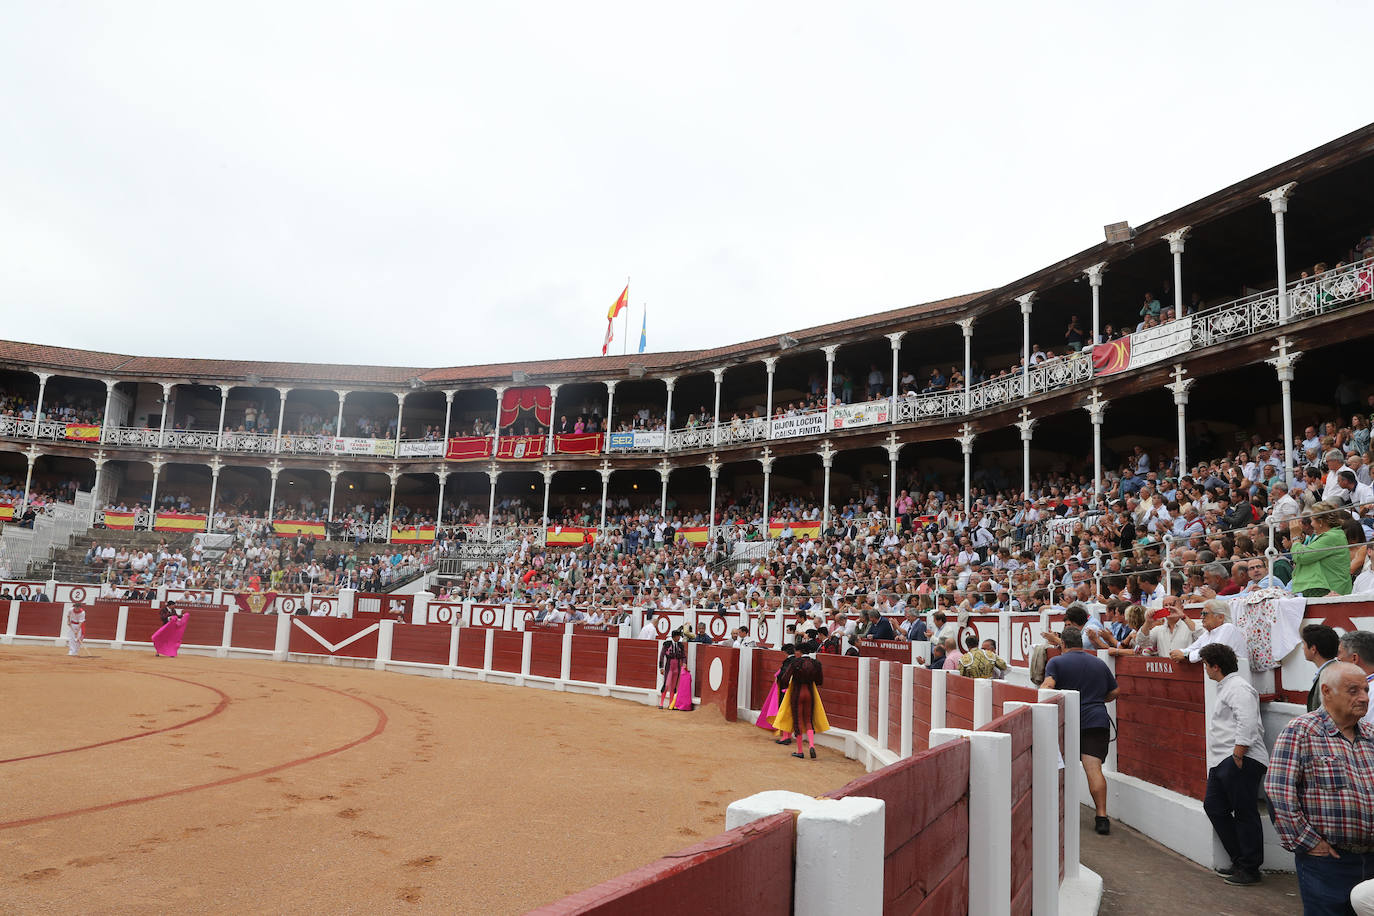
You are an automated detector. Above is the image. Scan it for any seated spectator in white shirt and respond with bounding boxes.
[1173,599,1249,668]
[1268,481,1301,524]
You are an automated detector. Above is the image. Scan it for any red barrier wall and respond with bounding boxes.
[530,811,794,916]
[615,640,659,690]
[14,602,64,638]
[985,707,1034,915]
[910,666,932,752]
[490,630,524,674]
[288,617,380,660]
[752,649,784,708]
[868,661,882,739]
[391,624,450,665]
[229,613,278,652]
[1115,656,1206,800]
[823,655,859,732]
[991,680,1040,719]
[457,629,487,668]
[81,605,120,641]
[887,663,904,756]
[569,635,609,684]
[529,631,563,679]
[827,739,971,916]
[945,673,975,731]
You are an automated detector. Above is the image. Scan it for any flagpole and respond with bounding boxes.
[623,276,629,356]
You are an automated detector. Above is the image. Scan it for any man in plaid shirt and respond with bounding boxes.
[1266,661,1374,914]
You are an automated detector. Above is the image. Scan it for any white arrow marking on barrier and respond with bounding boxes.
[292,620,380,654]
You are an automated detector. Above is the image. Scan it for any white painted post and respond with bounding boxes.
[973,678,993,728]
[1096,650,1118,772]
[374,618,394,671]
[606,637,619,689]
[930,667,948,730]
[900,664,914,757]
[856,656,872,740]
[3,598,18,643]
[520,630,532,678]
[113,605,129,649]
[273,611,292,662]
[411,590,432,625]
[928,730,1012,916]
[1043,687,1081,879]
[482,628,495,676]
[726,790,885,916]
[448,624,460,672]
[220,610,234,658]
[336,587,356,618]
[560,632,573,684]
[911,639,930,667]
[1007,701,1062,916]
[736,646,754,715]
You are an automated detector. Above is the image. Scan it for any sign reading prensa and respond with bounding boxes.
[830,400,890,430]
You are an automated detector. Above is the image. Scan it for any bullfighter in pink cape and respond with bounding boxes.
[152,603,190,657]
[755,645,798,743]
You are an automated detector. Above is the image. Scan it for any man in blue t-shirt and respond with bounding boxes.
[1043,626,1119,836]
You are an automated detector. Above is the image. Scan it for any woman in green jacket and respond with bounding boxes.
[1288,501,1352,597]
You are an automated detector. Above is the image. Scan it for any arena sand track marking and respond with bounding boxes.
[2,647,860,914]
[0,675,387,830]
[0,669,232,764]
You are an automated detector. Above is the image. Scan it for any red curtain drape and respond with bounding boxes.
[499,387,553,427]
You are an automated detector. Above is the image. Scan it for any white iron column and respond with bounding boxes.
[706,454,721,543]
[887,331,904,420]
[334,390,349,437]
[31,372,51,439]
[959,423,975,510]
[1267,338,1301,486]
[661,377,675,452]
[206,457,223,532]
[486,462,499,539]
[491,385,507,458]
[759,447,774,541]
[1083,389,1108,509]
[1262,182,1297,323]
[822,346,838,427]
[885,432,901,526]
[386,464,401,535]
[1016,408,1035,503]
[1084,263,1106,346]
[158,382,173,446]
[958,318,974,406]
[265,459,281,520]
[540,461,554,528]
[215,384,230,447]
[326,464,341,521]
[657,457,672,516]
[100,378,118,443]
[1164,227,1190,316]
[147,454,165,526]
[1165,366,1193,476]
[1017,292,1036,396]
[762,358,777,438]
[20,445,39,515]
[90,451,107,527]
[544,383,559,455]
[820,440,835,530]
[597,460,612,532]
[711,367,725,445]
[442,389,457,443]
[273,387,290,452]
[602,380,617,454]
[435,466,448,527]
[392,391,407,456]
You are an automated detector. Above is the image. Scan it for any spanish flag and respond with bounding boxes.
[601,285,629,355]
[273,519,327,539]
[155,512,208,531]
[390,525,436,543]
[0,504,14,521]
[104,510,137,530]
[64,423,102,442]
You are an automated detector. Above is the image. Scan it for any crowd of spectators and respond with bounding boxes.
[0,387,104,424]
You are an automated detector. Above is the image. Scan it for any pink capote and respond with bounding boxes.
[755,679,782,730]
[673,668,694,711]
[152,612,190,657]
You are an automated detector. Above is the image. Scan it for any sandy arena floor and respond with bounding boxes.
[0,645,862,914]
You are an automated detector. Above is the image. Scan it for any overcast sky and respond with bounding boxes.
[3,3,1371,370]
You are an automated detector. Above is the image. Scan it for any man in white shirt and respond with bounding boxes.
[1321,450,1354,505]
[1199,642,1269,885]
[638,612,658,640]
[1268,481,1301,525]
[1173,600,1249,669]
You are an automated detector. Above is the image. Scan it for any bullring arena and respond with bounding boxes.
[5,120,1374,915]
[1,637,860,914]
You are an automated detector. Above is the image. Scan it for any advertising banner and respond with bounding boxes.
[397,440,445,458]
[830,400,889,430]
[1093,317,1193,377]
[768,412,826,440]
[332,437,396,456]
[607,430,665,450]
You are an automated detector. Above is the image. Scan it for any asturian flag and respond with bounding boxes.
[601,285,629,355]
[638,306,647,353]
